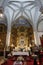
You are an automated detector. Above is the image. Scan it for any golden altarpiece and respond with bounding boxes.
[0,24,7,51]
[10,17,34,51]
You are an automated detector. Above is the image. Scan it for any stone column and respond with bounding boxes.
[33,25,41,46]
[6,23,11,50]
[37,32,41,45]
[34,31,40,46]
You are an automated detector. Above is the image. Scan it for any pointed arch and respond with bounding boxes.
[11,16,33,28]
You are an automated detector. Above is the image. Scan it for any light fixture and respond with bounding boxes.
[0,7,4,18]
[0,13,3,17]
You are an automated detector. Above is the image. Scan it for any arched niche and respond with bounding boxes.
[10,17,34,51]
[0,16,7,51]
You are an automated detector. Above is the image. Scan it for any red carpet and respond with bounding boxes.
[1,56,42,65]
[1,56,34,65]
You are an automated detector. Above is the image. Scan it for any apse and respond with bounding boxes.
[10,17,34,51]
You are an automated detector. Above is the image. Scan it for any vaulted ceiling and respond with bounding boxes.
[0,0,43,31]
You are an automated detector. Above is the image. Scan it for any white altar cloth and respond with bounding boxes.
[11,52,29,56]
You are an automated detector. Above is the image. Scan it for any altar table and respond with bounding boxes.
[11,52,29,56]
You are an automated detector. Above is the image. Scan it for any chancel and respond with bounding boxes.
[0,0,43,65]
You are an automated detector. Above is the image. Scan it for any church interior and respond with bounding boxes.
[0,0,43,65]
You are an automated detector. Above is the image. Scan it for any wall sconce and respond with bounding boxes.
[0,13,3,17]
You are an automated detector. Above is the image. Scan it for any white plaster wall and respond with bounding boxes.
[38,21,43,32]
